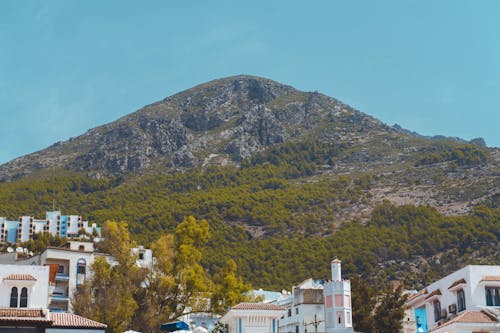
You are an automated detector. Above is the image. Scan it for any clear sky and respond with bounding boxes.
[1,1,499,164]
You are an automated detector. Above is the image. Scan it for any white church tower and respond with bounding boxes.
[323,259,354,333]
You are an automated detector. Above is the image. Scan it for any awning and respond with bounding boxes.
[160,321,190,332]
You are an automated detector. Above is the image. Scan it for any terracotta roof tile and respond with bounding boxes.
[0,308,45,318]
[406,289,427,303]
[3,274,37,281]
[448,278,466,289]
[0,308,51,324]
[481,276,500,282]
[232,303,285,311]
[429,310,499,331]
[51,313,107,329]
[425,289,442,300]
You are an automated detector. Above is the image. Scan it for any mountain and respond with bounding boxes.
[1,75,392,180]
[0,75,498,289]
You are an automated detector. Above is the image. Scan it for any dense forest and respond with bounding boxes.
[0,139,498,291]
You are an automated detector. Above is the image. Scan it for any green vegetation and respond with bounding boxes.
[0,139,497,293]
[416,142,490,166]
[73,217,248,333]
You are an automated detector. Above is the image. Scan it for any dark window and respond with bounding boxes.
[79,245,85,251]
[10,287,18,307]
[295,326,299,333]
[486,287,500,306]
[288,309,291,317]
[139,252,144,260]
[57,265,64,274]
[20,287,28,307]
[433,300,441,322]
[457,289,466,312]
[77,260,86,274]
[295,307,299,315]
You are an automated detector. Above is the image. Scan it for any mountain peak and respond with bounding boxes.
[0,76,387,180]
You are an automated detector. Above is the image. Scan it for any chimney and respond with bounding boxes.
[331,258,342,281]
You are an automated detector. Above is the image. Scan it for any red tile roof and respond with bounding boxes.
[481,276,500,282]
[424,289,442,300]
[406,289,427,303]
[448,278,466,289]
[232,303,285,311]
[3,274,37,281]
[429,310,499,331]
[0,308,51,324]
[51,313,107,329]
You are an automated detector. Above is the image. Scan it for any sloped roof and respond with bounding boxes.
[425,289,442,300]
[448,278,466,289]
[3,274,37,281]
[232,303,285,311]
[50,313,107,329]
[0,308,51,324]
[429,310,499,331]
[406,289,427,303]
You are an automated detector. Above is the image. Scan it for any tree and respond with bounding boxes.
[351,275,376,333]
[135,216,212,332]
[372,286,407,333]
[211,259,252,314]
[351,276,407,333]
[72,221,141,333]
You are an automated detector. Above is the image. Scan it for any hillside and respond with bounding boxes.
[0,75,498,289]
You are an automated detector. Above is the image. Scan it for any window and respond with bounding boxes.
[20,288,28,307]
[295,325,299,333]
[295,307,299,315]
[457,289,466,312]
[77,258,87,286]
[139,252,144,260]
[57,265,64,274]
[10,287,18,307]
[288,309,291,317]
[79,245,85,251]
[433,300,441,322]
[485,287,500,306]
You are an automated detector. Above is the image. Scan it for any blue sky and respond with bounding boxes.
[1,1,499,164]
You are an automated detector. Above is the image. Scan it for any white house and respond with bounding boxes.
[0,264,106,332]
[0,265,50,309]
[276,278,325,333]
[404,265,500,333]
[220,302,285,333]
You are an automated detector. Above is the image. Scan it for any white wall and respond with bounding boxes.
[413,265,500,330]
[0,264,49,308]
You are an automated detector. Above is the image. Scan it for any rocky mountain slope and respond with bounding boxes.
[0,75,393,180]
[0,75,497,218]
[0,75,498,288]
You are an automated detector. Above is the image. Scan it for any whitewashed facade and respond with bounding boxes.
[220,303,285,333]
[405,265,500,333]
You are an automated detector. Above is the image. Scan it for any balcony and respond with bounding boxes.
[55,273,70,282]
[51,294,69,302]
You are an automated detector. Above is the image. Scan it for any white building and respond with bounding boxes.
[276,278,325,333]
[0,263,106,332]
[40,241,152,312]
[0,264,50,308]
[323,259,353,333]
[40,241,112,312]
[404,265,500,333]
[220,302,285,333]
[0,211,101,243]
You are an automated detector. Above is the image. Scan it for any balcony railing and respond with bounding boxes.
[55,274,70,281]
